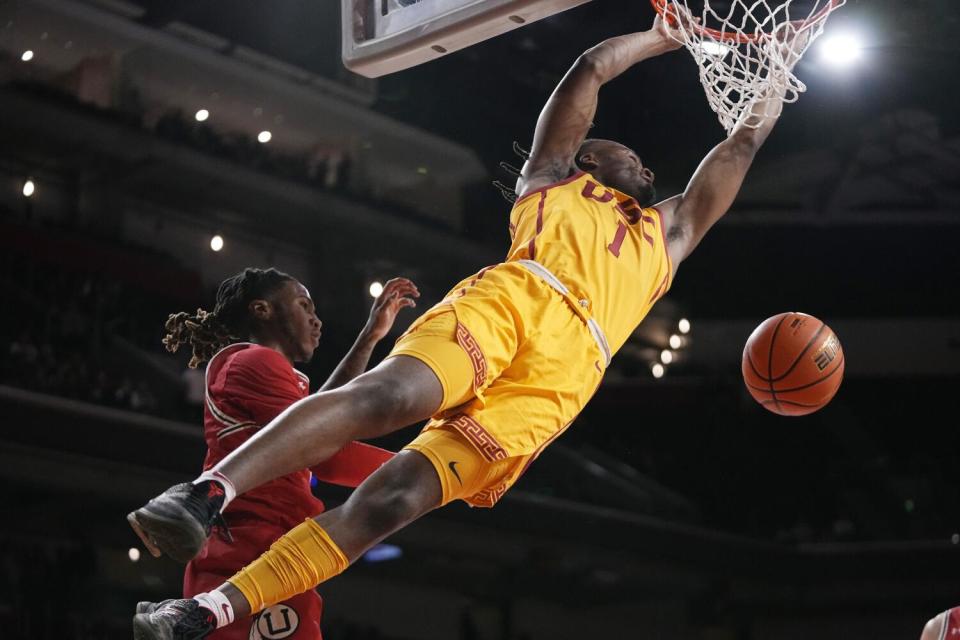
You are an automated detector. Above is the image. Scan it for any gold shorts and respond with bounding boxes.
[389,309,476,411]
[404,425,531,508]
[388,264,606,508]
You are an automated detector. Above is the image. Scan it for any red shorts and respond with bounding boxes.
[184,521,323,640]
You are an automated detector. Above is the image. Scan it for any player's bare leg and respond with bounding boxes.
[236,450,439,616]
[217,355,442,493]
[132,451,442,640]
[128,355,443,562]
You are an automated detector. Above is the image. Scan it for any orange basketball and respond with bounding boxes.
[742,312,844,416]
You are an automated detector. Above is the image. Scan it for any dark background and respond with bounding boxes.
[0,0,958,638]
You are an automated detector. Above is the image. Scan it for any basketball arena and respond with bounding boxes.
[0,1,958,638]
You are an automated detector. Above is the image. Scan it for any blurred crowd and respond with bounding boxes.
[0,220,199,421]
[0,537,106,640]
[0,536,445,640]
[3,329,159,414]
[154,110,351,193]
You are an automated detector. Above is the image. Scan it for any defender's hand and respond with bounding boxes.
[365,277,419,341]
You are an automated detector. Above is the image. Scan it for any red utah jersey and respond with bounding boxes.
[190,342,392,640]
[202,342,392,530]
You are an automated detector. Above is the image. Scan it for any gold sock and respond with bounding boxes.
[228,519,349,613]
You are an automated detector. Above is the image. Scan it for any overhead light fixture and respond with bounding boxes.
[669,334,682,350]
[22,179,35,197]
[651,363,665,379]
[369,281,384,298]
[210,234,224,252]
[257,130,272,143]
[660,349,673,364]
[21,50,34,62]
[363,543,402,563]
[819,33,863,67]
[678,318,691,334]
[195,109,209,122]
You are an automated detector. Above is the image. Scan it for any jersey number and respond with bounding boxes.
[581,180,654,259]
[607,222,628,258]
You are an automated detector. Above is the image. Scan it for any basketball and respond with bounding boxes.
[742,312,844,416]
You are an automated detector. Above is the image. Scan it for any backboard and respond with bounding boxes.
[342,0,593,78]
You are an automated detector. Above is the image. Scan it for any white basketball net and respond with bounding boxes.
[658,0,844,133]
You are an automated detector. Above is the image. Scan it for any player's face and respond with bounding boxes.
[590,142,657,205]
[271,280,322,363]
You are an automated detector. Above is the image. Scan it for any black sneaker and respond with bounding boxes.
[132,599,217,640]
[127,481,231,563]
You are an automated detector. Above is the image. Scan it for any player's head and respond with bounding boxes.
[576,138,656,204]
[163,267,321,367]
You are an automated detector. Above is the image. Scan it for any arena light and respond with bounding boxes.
[819,33,863,67]
[660,349,673,365]
[363,543,402,563]
[195,109,209,122]
[952,533,959,545]
[669,334,682,350]
[22,179,35,197]
[128,547,141,562]
[257,130,272,143]
[678,318,691,334]
[369,281,384,298]
[651,363,665,379]
[21,50,34,62]
[210,234,224,252]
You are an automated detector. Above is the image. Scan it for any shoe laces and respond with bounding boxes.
[185,482,234,543]
[169,600,216,639]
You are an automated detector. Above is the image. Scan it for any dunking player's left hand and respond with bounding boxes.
[365,277,419,341]
[652,4,699,52]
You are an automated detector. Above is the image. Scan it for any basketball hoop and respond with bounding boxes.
[650,0,845,133]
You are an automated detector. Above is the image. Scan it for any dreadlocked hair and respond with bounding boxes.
[492,141,531,204]
[163,267,294,368]
[493,138,599,204]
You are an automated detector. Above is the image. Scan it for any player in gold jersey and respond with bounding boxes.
[131,12,807,638]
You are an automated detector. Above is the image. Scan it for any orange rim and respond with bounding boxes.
[650,0,843,44]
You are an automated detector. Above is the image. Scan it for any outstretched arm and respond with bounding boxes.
[659,33,809,272]
[310,440,394,488]
[318,278,419,391]
[516,16,682,199]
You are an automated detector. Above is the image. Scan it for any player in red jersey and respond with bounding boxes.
[131,267,418,640]
[920,607,960,640]
[131,12,814,639]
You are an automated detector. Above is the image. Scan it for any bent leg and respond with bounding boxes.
[216,355,444,495]
[220,450,443,618]
[317,449,443,558]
